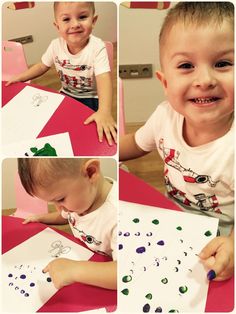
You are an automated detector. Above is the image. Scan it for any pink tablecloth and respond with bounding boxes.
[119,169,234,312]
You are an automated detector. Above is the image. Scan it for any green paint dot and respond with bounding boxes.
[204,230,212,237]
[179,286,188,294]
[133,218,140,223]
[152,219,159,225]
[169,310,179,313]
[121,288,129,295]
[176,226,182,231]
[122,275,132,283]
[145,293,152,300]
[161,278,168,284]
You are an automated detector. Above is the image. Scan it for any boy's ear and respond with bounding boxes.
[156,70,168,91]
[83,159,100,182]
[92,15,98,28]
[53,21,59,31]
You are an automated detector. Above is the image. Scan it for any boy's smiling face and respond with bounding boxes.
[54,2,97,54]
[158,21,234,132]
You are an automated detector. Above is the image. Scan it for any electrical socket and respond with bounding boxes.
[119,64,152,79]
[10,35,33,45]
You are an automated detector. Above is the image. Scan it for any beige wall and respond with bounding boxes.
[120,4,172,123]
[2,1,117,65]
[2,158,117,209]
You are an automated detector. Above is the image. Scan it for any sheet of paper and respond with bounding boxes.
[2,85,64,145]
[2,132,74,156]
[2,228,93,312]
[118,201,219,313]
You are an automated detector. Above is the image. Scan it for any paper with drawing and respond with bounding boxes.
[2,228,93,312]
[118,201,219,313]
[2,85,64,145]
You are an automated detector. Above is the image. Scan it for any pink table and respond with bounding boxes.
[119,169,234,312]
[2,81,117,156]
[2,215,117,312]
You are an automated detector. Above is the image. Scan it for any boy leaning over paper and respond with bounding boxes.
[18,158,117,290]
[6,2,117,146]
[120,2,234,281]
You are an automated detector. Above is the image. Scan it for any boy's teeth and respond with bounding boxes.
[193,97,217,104]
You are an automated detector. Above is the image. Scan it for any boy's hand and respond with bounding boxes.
[43,258,77,289]
[5,76,22,86]
[199,235,234,281]
[22,214,42,224]
[84,111,117,146]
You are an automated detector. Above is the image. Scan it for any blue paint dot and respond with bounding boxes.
[30,283,35,287]
[8,273,13,278]
[20,274,26,279]
[136,246,146,254]
[119,244,123,250]
[157,240,165,246]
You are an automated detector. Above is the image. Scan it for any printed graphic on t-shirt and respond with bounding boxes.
[160,138,222,213]
[55,57,92,71]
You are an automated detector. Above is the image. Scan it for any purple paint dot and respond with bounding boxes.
[157,240,165,246]
[20,290,25,294]
[9,282,13,286]
[20,274,26,279]
[124,232,130,237]
[135,232,140,236]
[24,293,29,297]
[47,277,52,282]
[8,273,13,278]
[118,231,122,236]
[146,232,153,236]
[30,283,35,287]
[119,244,123,250]
[136,246,146,254]
[15,286,19,290]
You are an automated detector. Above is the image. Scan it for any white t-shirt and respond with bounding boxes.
[42,35,110,98]
[61,178,117,260]
[136,101,234,235]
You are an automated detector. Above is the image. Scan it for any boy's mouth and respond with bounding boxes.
[190,97,220,104]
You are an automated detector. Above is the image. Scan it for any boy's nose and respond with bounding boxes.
[71,18,81,28]
[193,68,217,90]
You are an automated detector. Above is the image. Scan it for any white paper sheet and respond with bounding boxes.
[2,228,93,312]
[118,201,219,313]
[2,85,64,145]
[2,132,74,156]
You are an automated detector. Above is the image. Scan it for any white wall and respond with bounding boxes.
[2,158,117,209]
[120,5,172,123]
[2,1,117,65]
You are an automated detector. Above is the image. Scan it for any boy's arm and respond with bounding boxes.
[23,211,68,225]
[5,62,50,86]
[84,72,117,145]
[43,259,117,290]
[119,133,148,161]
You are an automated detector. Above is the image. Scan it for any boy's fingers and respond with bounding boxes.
[42,265,49,273]
[199,237,222,259]
[84,116,94,125]
[97,125,104,143]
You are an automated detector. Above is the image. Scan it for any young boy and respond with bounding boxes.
[120,2,234,281]
[18,158,117,290]
[6,2,117,146]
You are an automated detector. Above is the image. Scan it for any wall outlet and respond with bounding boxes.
[119,64,152,79]
[10,35,33,45]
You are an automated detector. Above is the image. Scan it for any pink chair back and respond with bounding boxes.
[119,78,125,135]
[2,41,30,82]
[105,41,113,72]
[14,172,48,219]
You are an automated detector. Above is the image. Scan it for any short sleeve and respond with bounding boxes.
[41,41,54,67]
[94,44,110,76]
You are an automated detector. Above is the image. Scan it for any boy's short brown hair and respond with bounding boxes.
[159,2,234,65]
[54,2,95,19]
[18,158,85,196]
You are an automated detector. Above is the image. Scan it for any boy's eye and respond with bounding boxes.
[57,198,65,203]
[62,18,70,22]
[215,60,233,68]
[79,15,88,20]
[178,63,194,69]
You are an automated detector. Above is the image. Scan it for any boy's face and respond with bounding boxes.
[54,2,97,51]
[34,174,98,216]
[158,21,234,128]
